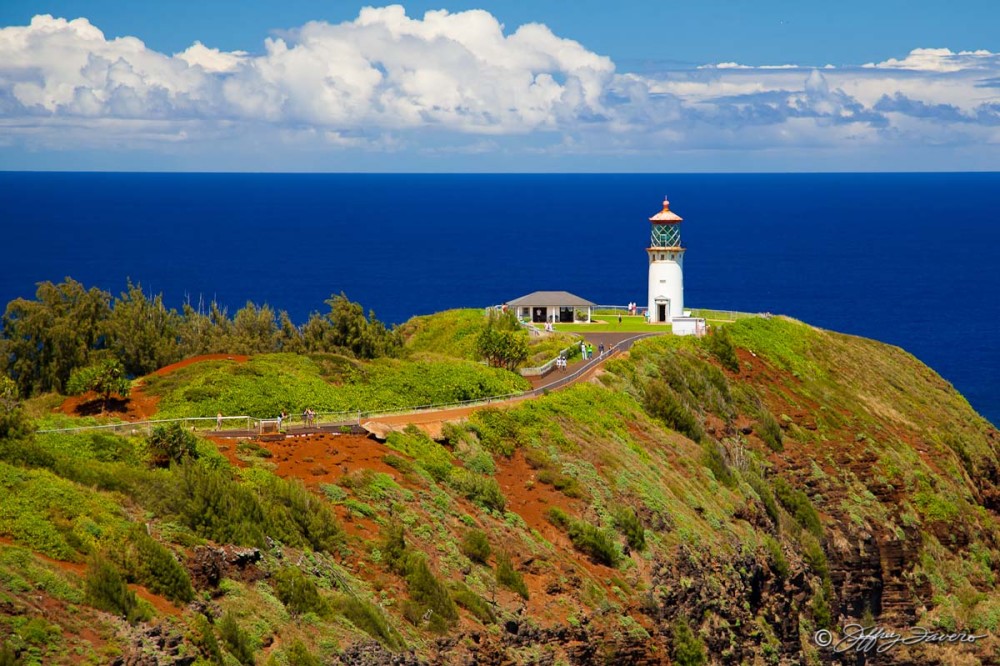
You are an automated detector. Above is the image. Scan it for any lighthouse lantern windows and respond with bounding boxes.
[651,223,681,248]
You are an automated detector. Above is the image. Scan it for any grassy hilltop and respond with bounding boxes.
[1,301,1000,664]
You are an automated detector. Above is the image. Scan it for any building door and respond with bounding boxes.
[532,307,546,323]
[657,303,667,322]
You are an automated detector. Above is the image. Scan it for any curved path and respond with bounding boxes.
[357,331,657,437]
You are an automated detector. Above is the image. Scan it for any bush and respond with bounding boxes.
[547,509,620,567]
[148,423,199,468]
[404,554,458,632]
[133,531,194,604]
[773,477,822,538]
[536,468,584,498]
[613,506,646,552]
[701,440,736,488]
[286,640,321,666]
[334,595,403,650]
[272,567,328,616]
[496,551,529,599]
[671,615,707,666]
[644,380,704,442]
[566,521,621,567]
[191,615,223,664]
[449,468,506,512]
[218,612,255,666]
[746,471,780,528]
[756,409,784,453]
[450,583,496,624]
[380,522,409,575]
[546,507,571,530]
[84,554,147,624]
[704,327,740,373]
[763,536,789,579]
[175,461,267,547]
[460,529,492,564]
[385,426,453,483]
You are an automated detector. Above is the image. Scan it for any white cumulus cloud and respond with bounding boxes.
[0,8,999,169]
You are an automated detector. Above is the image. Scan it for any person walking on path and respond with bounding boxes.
[618,312,622,325]
[599,342,605,356]
[216,412,223,431]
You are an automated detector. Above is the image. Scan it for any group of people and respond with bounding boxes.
[302,408,316,427]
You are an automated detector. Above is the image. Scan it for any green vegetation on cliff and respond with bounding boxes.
[2,309,999,664]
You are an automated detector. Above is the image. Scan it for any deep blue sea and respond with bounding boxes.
[0,172,997,425]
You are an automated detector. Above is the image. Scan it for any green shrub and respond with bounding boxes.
[671,615,707,666]
[701,440,736,488]
[536,468,584,498]
[496,551,529,599]
[756,409,784,453]
[148,423,199,468]
[272,567,329,616]
[613,506,646,552]
[286,640,321,666]
[463,449,496,475]
[0,642,17,666]
[84,554,147,624]
[235,439,273,458]
[191,615,223,664]
[566,521,621,567]
[133,531,194,603]
[460,529,492,564]
[644,380,704,442]
[546,507,571,530]
[174,461,267,547]
[811,582,834,630]
[763,536,789,579]
[380,522,409,575]
[704,327,740,373]
[449,468,506,512]
[450,583,496,624]
[404,554,458,632]
[253,473,343,552]
[773,477,822,538]
[218,613,255,666]
[334,595,403,650]
[548,508,620,567]
[746,471,780,528]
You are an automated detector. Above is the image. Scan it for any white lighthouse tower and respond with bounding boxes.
[647,197,685,324]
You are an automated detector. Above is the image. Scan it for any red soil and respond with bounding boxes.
[151,353,248,376]
[57,389,160,420]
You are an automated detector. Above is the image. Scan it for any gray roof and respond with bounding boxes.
[506,291,596,307]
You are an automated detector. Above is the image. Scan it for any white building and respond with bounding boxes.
[506,291,595,324]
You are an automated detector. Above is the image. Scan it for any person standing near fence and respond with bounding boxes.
[216,412,223,430]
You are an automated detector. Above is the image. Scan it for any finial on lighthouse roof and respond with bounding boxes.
[649,195,683,222]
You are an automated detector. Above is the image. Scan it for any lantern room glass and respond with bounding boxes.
[650,223,681,248]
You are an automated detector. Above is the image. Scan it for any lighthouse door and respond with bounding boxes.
[657,303,667,323]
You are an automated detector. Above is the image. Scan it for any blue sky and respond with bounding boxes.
[1,1,998,171]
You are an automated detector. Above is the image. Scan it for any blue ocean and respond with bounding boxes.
[0,172,997,425]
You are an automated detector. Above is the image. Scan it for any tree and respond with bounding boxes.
[230,301,278,354]
[66,358,131,413]
[276,310,305,353]
[475,311,528,371]
[107,280,182,376]
[1,278,111,396]
[0,374,31,441]
[147,422,199,467]
[325,293,402,359]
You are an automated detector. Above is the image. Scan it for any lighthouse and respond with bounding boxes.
[647,197,685,324]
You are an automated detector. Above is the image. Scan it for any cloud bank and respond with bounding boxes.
[0,7,998,169]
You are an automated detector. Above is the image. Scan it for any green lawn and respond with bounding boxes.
[552,315,670,333]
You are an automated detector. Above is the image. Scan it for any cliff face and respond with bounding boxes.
[2,315,999,665]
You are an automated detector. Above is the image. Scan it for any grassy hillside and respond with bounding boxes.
[401,308,579,366]
[141,352,531,418]
[2,314,999,664]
